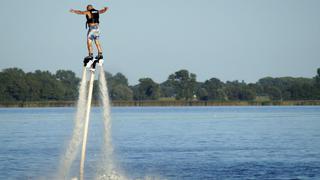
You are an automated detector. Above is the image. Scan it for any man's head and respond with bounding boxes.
[87,5,93,11]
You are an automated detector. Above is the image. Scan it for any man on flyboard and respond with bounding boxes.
[70,5,108,69]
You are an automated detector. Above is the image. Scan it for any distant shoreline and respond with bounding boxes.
[1,100,320,108]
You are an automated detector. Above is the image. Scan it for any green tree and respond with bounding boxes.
[111,84,133,100]
[160,80,176,98]
[288,83,314,100]
[225,81,256,100]
[56,70,80,100]
[316,68,320,87]
[168,69,197,100]
[196,88,209,101]
[108,72,133,100]
[264,86,282,100]
[259,77,309,100]
[1,67,320,103]
[0,68,29,101]
[248,83,264,96]
[202,78,226,100]
[25,72,42,101]
[111,73,129,86]
[314,68,320,99]
[33,70,65,100]
[133,78,160,100]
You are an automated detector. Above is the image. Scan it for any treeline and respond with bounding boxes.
[1,68,320,102]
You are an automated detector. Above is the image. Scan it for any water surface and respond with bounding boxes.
[0,106,319,179]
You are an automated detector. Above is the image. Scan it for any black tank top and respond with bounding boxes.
[86,9,100,27]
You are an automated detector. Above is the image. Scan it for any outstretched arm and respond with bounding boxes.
[70,9,87,15]
[99,7,109,14]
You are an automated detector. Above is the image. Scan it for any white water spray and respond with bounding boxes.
[58,62,127,180]
[95,65,128,180]
[80,69,96,180]
[98,66,114,172]
[58,68,87,179]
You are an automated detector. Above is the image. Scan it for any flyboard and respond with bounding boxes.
[79,58,104,180]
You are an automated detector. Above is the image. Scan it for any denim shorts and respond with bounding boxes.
[87,25,100,41]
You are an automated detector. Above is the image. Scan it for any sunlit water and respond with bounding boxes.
[0,106,319,179]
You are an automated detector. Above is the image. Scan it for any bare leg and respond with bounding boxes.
[83,38,94,66]
[94,39,103,54]
[87,39,93,55]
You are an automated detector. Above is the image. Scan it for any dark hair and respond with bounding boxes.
[87,5,93,10]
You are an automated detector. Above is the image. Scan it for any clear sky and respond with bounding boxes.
[0,0,319,85]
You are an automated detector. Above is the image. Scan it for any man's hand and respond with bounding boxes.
[99,7,109,14]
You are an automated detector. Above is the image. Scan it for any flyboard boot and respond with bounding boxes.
[83,54,94,67]
[90,52,104,71]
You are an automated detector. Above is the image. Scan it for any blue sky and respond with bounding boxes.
[0,0,319,84]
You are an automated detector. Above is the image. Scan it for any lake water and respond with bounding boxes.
[0,106,319,179]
